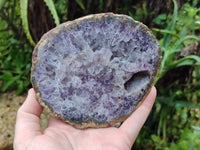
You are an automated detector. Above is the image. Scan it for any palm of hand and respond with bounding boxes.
[27,120,131,150]
[14,88,156,150]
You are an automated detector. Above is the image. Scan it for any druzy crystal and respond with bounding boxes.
[31,13,162,128]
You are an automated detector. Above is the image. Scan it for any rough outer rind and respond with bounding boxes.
[31,13,162,129]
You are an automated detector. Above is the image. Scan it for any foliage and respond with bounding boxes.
[19,0,60,46]
[20,0,35,46]
[0,0,61,94]
[134,81,200,149]
[134,1,200,149]
[0,0,6,10]
[75,0,85,10]
[128,2,150,21]
[166,128,200,150]
[55,0,68,22]
[43,0,60,26]
[153,0,200,83]
[0,0,32,94]
[153,14,167,25]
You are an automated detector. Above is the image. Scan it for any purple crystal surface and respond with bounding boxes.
[31,13,161,127]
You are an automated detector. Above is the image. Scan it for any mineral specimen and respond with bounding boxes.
[31,13,162,128]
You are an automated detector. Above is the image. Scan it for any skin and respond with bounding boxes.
[14,86,156,150]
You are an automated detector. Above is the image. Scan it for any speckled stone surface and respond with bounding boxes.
[0,91,49,150]
[0,91,24,150]
[31,13,162,128]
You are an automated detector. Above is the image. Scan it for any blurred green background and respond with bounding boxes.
[0,0,200,149]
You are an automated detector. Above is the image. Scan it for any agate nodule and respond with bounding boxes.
[31,13,162,128]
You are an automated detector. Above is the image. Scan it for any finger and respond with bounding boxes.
[120,86,156,143]
[15,88,43,140]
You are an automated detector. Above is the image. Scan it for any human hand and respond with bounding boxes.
[14,87,156,150]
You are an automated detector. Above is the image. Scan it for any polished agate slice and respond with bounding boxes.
[31,13,162,128]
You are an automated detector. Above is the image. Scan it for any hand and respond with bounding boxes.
[14,87,156,150]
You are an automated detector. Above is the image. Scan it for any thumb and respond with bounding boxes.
[14,88,43,146]
[120,86,156,144]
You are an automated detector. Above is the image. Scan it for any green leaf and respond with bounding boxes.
[44,0,60,26]
[163,0,178,48]
[55,0,68,21]
[169,35,200,55]
[75,0,85,10]
[152,28,179,37]
[175,101,200,109]
[153,13,167,25]
[98,0,103,12]
[169,0,178,32]
[20,0,35,46]
[0,74,20,92]
[167,55,200,68]
[151,135,163,144]
[142,2,148,17]
[192,126,200,131]
[16,80,24,94]
[0,71,13,80]
[0,0,6,10]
